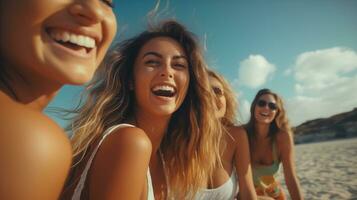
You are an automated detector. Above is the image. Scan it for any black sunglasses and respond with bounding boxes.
[212,86,224,97]
[257,99,278,110]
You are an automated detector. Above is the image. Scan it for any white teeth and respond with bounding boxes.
[70,34,77,43]
[153,85,175,92]
[63,32,70,42]
[261,112,269,116]
[49,30,96,49]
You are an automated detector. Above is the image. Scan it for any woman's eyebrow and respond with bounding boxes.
[142,52,187,61]
[173,55,187,61]
[143,51,162,58]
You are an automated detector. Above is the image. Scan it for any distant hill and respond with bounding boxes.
[293,108,357,144]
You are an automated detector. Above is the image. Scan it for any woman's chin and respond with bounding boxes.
[56,68,95,85]
[256,118,274,125]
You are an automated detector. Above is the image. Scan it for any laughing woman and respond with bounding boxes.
[245,89,303,200]
[0,0,116,199]
[61,20,221,200]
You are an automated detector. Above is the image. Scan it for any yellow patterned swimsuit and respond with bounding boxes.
[252,142,285,200]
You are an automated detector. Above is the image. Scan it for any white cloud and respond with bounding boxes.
[294,83,304,94]
[284,68,293,76]
[287,47,357,126]
[237,55,276,88]
[294,47,357,92]
[237,98,251,125]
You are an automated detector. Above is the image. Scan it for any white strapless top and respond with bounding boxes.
[194,169,238,200]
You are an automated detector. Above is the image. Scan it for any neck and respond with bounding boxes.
[134,108,171,154]
[255,122,270,139]
[0,65,61,111]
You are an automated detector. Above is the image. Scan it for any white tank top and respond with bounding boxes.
[71,124,155,200]
[194,169,238,200]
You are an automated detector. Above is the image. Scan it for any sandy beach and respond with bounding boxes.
[278,138,357,199]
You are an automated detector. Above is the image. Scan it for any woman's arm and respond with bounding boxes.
[89,127,152,200]
[231,126,257,200]
[277,132,304,200]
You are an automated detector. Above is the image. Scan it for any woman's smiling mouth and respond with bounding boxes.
[46,28,97,56]
[151,84,177,98]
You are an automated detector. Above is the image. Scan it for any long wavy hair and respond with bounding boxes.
[65,20,222,198]
[207,69,238,127]
[244,88,292,144]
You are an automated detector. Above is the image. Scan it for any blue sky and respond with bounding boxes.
[47,0,357,127]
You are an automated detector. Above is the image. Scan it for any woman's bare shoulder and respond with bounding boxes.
[276,131,293,145]
[0,94,71,154]
[88,126,152,199]
[275,131,294,157]
[0,94,72,199]
[227,125,248,141]
[99,126,152,157]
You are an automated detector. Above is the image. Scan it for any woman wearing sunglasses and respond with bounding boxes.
[244,89,303,200]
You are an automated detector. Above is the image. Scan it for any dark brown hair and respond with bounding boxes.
[244,88,292,144]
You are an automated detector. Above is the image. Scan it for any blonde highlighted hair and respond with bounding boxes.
[207,69,238,126]
[65,20,222,199]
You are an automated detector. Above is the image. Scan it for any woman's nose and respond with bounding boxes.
[68,0,105,25]
[159,63,174,78]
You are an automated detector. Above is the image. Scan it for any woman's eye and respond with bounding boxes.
[145,60,160,67]
[101,0,115,8]
[173,63,187,69]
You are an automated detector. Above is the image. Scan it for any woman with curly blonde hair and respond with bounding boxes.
[244,89,303,200]
[201,69,257,200]
[207,70,238,127]
[61,20,222,200]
